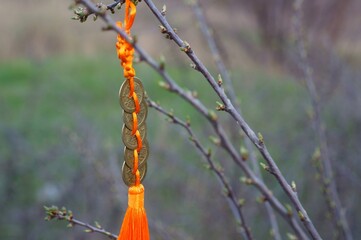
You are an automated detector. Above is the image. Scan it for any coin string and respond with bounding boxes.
[115,0,150,240]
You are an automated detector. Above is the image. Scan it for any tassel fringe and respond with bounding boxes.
[118,184,150,240]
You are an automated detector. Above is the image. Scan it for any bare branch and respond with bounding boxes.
[142,0,321,238]
[72,0,124,22]
[44,206,118,239]
[74,0,309,238]
[189,0,237,105]
[147,98,253,240]
[293,0,353,239]
[190,1,282,239]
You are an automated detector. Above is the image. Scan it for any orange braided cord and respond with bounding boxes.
[135,130,142,153]
[124,0,136,31]
[117,2,150,240]
[132,92,140,113]
[116,1,142,186]
[115,1,136,80]
[129,78,135,97]
[132,149,139,174]
[132,150,140,185]
[131,112,138,135]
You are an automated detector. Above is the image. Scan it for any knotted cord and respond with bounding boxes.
[115,1,150,239]
[116,0,142,186]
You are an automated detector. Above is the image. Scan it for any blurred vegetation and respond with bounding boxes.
[1,54,360,239]
[1,0,361,239]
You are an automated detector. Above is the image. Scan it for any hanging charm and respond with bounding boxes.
[115,0,150,239]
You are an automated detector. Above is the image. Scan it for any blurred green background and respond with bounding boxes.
[1,0,361,239]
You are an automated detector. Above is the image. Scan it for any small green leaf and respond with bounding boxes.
[285,204,293,215]
[258,132,264,144]
[209,136,221,146]
[238,198,246,206]
[298,211,305,221]
[95,221,101,229]
[208,110,218,121]
[291,181,297,192]
[161,4,167,16]
[240,146,249,161]
[287,233,298,240]
[260,162,269,171]
[217,74,223,86]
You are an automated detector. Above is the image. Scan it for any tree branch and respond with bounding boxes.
[147,98,253,240]
[293,1,353,239]
[72,0,125,22]
[190,1,282,239]
[44,206,118,239]
[142,0,321,238]
[74,0,309,238]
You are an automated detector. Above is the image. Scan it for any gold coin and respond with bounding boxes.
[121,161,147,187]
[124,140,149,169]
[123,100,148,130]
[122,124,147,150]
[119,77,144,113]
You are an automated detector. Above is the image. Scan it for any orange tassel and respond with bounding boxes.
[118,183,150,240]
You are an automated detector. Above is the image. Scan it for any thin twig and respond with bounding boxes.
[44,206,118,239]
[142,0,321,238]
[104,0,124,12]
[293,1,353,239]
[147,98,253,240]
[189,0,236,105]
[72,0,124,22]
[190,1,282,239]
[76,1,308,238]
